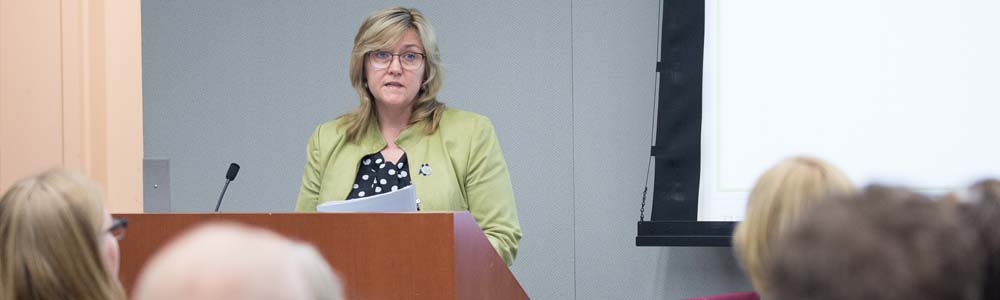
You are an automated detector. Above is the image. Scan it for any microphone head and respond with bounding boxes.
[226,163,240,181]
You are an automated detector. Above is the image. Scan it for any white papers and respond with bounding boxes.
[316,185,417,212]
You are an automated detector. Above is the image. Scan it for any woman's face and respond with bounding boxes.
[100,210,121,276]
[365,28,426,111]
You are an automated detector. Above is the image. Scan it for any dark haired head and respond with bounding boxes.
[768,185,983,300]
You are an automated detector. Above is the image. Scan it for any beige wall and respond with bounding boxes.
[0,0,143,212]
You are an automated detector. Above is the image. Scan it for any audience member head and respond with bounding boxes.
[731,156,854,294]
[960,179,1000,300]
[769,185,983,300]
[133,222,344,300]
[966,178,1000,206]
[0,169,126,300]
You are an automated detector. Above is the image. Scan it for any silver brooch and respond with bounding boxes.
[418,163,432,176]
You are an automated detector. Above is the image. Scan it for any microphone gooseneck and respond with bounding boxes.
[215,163,240,212]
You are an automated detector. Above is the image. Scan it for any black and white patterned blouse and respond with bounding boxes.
[346,152,411,199]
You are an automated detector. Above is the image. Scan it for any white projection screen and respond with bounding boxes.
[698,0,1000,221]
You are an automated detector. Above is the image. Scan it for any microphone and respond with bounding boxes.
[215,163,240,212]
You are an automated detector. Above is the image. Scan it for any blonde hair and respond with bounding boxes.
[342,6,446,143]
[732,156,855,296]
[0,169,126,300]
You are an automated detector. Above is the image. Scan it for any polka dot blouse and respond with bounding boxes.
[346,152,411,199]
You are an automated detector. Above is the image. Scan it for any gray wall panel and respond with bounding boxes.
[143,0,358,213]
[571,1,662,299]
[652,247,753,299]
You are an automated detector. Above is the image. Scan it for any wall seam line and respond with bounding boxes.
[60,0,66,166]
[570,0,577,299]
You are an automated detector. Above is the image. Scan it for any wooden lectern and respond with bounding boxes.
[114,212,527,300]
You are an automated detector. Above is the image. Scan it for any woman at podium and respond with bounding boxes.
[295,6,522,266]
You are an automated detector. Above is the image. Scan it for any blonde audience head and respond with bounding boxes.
[133,222,343,300]
[0,169,126,300]
[731,156,854,295]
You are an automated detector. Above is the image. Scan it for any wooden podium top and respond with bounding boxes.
[114,212,527,300]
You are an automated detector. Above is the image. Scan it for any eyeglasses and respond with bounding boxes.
[368,50,425,70]
[106,217,128,240]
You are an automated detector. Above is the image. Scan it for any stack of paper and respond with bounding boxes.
[316,185,417,212]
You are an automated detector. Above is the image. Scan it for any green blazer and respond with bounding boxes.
[295,107,522,266]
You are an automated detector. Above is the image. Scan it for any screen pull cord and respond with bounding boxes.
[639,156,653,222]
[641,0,661,222]
[640,0,661,223]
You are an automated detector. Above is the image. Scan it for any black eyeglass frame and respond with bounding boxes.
[367,50,426,70]
[107,217,128,240]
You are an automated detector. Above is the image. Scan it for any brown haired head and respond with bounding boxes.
[769,185,983,300]
[959,179,1000,300]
